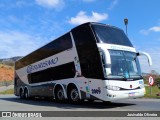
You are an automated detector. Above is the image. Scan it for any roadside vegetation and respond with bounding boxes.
[144,86,160,98]
[143,73,160,98]
[0,64,14,94]
[0,88,14,94]
[0,64,14,87]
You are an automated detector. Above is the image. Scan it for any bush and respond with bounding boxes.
[156,78,160,89]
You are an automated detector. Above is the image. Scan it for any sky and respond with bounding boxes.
[0,0,160,74]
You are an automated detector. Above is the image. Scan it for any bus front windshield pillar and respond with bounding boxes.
[98,47,111,76]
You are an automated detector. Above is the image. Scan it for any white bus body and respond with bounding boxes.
[14,22,152,102]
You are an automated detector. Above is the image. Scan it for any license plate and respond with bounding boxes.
[128,92,135,97]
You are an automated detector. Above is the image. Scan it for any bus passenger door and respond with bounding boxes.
[80,57,103,100]
[88,78,103,100]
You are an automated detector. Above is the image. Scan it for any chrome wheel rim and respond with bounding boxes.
[57,89,64,100]
[70,89,79,101]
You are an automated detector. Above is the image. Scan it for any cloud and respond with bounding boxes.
[108,0,118,10]
[0,30,46,58]
[68,11,108,25]
[82,0,96,2]
[35,0,65,10]
[140,26,160,35]
[149,26,160,32]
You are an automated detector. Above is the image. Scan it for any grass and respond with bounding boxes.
[144,85,160,98]
[0,88,14,94]
[143,79,160,98]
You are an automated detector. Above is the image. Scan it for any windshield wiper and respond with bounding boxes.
[109,74,128,80]
[130,74,143,79]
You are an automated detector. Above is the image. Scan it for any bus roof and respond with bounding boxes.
[16,22,123,63]
[71,22,122,32]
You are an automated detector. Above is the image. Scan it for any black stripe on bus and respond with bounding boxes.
[28,62,76,84]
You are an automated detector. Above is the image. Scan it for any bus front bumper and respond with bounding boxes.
[103,88,145,101]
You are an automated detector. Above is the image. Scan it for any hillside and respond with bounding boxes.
[0,64,14,81]
[0,56,20,82]
[0,56,22,66]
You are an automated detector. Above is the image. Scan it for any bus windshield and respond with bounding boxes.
[92,24,133,47]
[108,50,142,80]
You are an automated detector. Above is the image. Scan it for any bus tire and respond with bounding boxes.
[24,88,29,99]
[55,86,65,102]
[68,86,80,103]
[19,88,24,99]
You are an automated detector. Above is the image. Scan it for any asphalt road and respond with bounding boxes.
[0,95,160,111]
[0,95,160,119]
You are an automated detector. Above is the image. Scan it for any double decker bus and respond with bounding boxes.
[14,22,152,102]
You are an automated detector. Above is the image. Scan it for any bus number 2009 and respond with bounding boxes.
[91,89,101,94]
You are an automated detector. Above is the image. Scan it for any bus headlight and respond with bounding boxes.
[105,85,120,91]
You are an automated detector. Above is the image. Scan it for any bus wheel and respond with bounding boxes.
[24,89,29,99]
[55,87,65,102]
[68,87,80,103]
[19,89,24,99]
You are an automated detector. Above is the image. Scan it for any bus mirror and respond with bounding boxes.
[137,51,152,66]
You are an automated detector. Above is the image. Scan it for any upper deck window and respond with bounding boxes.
[91,24,133,47]
[16,33,72,70]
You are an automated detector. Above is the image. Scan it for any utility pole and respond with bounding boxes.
[124,18,128,36]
